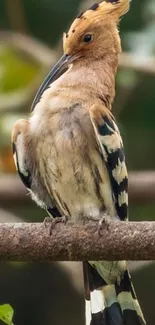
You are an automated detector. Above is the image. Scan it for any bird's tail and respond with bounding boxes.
[83,261,146,325]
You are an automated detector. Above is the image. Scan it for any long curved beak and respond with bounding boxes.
[31,54,73,111]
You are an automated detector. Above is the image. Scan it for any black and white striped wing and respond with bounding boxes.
[90,107,128,221]
[12,132,61,218]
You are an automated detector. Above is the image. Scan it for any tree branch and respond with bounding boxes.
[0,221,155,261]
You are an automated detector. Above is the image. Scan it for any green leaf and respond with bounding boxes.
[0,305,14,325]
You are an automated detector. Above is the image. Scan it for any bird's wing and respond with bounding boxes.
[11,119,61,218]
[11,120,32,190]
[85,105,144,325]
[90,104,128,221]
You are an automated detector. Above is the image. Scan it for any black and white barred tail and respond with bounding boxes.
[83,262,146,325]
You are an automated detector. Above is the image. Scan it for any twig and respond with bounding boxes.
[0,221,155,261]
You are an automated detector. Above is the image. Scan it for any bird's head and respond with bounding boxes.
[31,0,130,110]
[63,0,130,60]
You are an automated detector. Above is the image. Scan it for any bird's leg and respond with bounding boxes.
[44,215,68,235]
[97,215,111,236]
[97,214,120,236]
[85,213,110,235]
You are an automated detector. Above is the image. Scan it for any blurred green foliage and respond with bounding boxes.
[0,47,39,93]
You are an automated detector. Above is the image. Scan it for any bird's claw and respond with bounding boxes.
[44,215,68,235]
[97,216,110,236]
[60,215,68,225]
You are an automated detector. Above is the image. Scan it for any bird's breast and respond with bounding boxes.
[30,102,115,220]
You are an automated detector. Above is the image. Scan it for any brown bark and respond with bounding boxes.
[0,220,154,261]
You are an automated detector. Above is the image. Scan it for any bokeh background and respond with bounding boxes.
[0,0,155,324]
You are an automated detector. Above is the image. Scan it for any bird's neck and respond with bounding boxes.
[69,53,119,110]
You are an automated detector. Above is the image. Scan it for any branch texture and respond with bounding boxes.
[0,221,154,261]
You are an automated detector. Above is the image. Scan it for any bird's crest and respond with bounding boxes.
[77,0,130,22]
[63,0,130,51]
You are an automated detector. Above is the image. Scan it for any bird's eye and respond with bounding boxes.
[83,34,93,43]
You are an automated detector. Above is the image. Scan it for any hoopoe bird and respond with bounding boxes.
[12,0,146,324]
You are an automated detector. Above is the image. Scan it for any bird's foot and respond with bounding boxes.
[97,216,111,236]
[44,215,68,235]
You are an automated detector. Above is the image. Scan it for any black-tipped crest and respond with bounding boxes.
[77,0,120,19]
[105,0,119,3]
[77,3,99,19]
[77,11,84,18]
[75,0,129,24]
[89,3,99,10]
